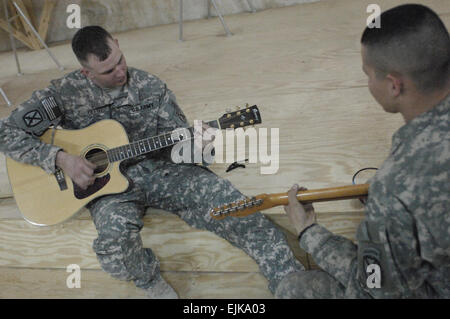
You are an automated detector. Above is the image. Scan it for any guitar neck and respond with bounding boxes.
[209,183,370,220]
[106,119,219,163]
[270,184,369,207]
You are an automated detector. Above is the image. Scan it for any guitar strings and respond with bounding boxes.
[81,117,240,165]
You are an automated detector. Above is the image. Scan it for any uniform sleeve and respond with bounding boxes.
[300,197,445,298]
[156,82,214,166]
[156,83,189,132]
[299,223,358,286]
[0,87,63,174]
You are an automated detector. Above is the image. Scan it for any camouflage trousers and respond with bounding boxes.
[275,269,372,298]
[87,159,303,293]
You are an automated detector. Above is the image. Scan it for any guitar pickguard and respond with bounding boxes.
[73,174,111,199]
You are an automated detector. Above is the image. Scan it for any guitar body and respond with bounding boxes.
[6,120,130,226]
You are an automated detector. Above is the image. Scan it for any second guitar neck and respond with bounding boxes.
[271,184,369,206]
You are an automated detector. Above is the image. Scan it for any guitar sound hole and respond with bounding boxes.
[85,148,109,175]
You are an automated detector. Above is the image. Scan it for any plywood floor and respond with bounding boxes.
[0,0,448,298]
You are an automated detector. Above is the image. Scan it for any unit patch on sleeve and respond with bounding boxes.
[11,95,63,136]
[41,96,62,121]
[23,109,43,127]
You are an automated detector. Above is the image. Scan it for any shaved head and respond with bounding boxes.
[361,4,449,93]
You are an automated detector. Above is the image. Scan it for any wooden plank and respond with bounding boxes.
[21,0,37,28]
[38,0,55,42]
[13,0,41,50]
[7,0,22,32]
[0,197,362,272]
[0,218,262,272]
[0,198,20,219]
[0,18,34,50]
[0,268,272,299]
[200,91,394,214]
[0,153,12,199]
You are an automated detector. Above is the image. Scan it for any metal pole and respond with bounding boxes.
[0,88,12,107]
[246,0,256,13]
[3,0,22,75]
[207,0,211,19]
[209,0,232,37]
[12,1,64,71]
[178,0,183,41]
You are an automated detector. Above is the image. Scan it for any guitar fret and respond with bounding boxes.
[138,141,146,153]
[109,149,114,162]
[148,138,156,150]
[156,135,163,147]
[128,143,134,157]
[120,146,127,160]
[154,137,160,149]
[147,138,153,151]
[143,139,151,152]
[106,150,113,162]
[166,133,173,145]
[125,145,132,159]
[127,144,133,158]
[133,142,139,156]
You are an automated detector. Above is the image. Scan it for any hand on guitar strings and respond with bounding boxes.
[56,151,97,190]
[283,184,317,238]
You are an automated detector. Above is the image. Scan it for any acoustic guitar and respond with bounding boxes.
[209,183,369,220]
[7,105,262,226]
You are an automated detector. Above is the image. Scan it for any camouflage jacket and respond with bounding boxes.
[300,94,450,298]
[0,67,190,174]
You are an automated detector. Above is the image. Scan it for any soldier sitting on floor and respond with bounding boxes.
[0,26,303,299]
[276,4,449,299]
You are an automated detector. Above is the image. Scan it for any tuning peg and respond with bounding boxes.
[245,103,249,108]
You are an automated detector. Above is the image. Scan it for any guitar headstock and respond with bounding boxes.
[209,194,270,220]
[218,105,262,129]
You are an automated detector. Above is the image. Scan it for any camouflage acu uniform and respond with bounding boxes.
[276,94,450,298]
[0,67,303,293]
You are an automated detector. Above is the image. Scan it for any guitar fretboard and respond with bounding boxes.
[106,120,219,162]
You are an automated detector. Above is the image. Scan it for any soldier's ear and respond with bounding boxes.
[114,38,119,48]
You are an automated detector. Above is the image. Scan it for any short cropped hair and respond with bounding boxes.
[361,4,449,93]
[72,26,113,65]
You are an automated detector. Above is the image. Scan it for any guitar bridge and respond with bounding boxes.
[73,174,111,199]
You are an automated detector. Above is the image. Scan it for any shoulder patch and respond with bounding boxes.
[11,95,63,136]
[23,109,43,127]
[41,96,62,121]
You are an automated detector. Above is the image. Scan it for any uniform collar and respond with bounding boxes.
[391,93,450,154]
[81,68,141,108]
[83,74,114,108]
